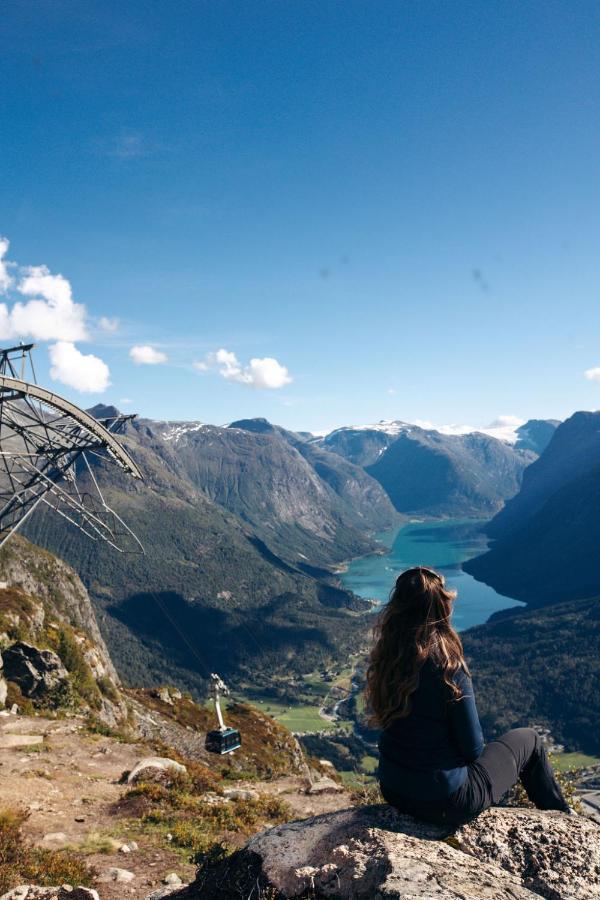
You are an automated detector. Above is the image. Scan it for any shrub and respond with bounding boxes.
[97,676,120,704]
[0,808,92,893]
[4,682,34,716]
[56,628,102,709]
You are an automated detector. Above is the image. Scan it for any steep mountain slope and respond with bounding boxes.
[365,428,535,517]
[462,595,600,754]
[484,411,600,539]
[154,416,398,567]
[24,413,380,694]
[465,411,600,603]
[0,535,117,680]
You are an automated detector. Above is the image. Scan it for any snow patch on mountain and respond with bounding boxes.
[317,416,526,445]
[161,422,206,443]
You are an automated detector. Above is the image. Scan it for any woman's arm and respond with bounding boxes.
[448,668,485,762]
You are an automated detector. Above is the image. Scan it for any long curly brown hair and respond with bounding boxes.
[365,566,468,728]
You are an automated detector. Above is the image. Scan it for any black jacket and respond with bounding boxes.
[377,659,484,801]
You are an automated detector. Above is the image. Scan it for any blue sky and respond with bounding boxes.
[2,0,600,432]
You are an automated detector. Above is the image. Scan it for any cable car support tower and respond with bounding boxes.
[0,343,143,552]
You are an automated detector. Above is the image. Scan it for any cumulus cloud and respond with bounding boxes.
[0,237,13,293]
[194,348,293,389]
[99,316,119,333]
[129,344,168,365]
[487,414,524,427]
[0,263,88,342]
[49,341,111,393]
[584,367,600,381]
[0,237,111,393]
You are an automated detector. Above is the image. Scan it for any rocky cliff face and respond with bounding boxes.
[0,535,118,683]
[0,535,125,725]
[176,803,600,899]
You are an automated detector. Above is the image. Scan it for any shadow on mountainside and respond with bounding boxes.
[107,590,343,689]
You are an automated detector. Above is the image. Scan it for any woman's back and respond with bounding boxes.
[378,658,484,802]
[379,658,475,771]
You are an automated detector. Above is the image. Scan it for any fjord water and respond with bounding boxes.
[341,518,523,631]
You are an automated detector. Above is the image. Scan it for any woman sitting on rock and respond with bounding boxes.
[366,566,570,827]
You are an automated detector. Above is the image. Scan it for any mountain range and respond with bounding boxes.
[24,409,400,695]
[315,419,556,517]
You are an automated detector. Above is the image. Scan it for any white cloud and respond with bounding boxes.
[129,344,168,365]
[584,367,600,382]
[194,348,292,389]
[414,415,525,444]
[99,316,119,333]
[0,239,112,393]
[49,341,111,393]
[488,414,524,427]
[0,237,13,293]
[0,263,88,342]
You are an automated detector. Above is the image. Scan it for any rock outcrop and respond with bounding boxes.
[0,535,118,683]
[0,536,127,724]
[175,804,600,899]
[2,642,70,702]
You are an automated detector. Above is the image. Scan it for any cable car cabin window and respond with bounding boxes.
[205,727,242,755]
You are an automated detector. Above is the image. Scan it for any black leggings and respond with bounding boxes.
[381,728,569,827]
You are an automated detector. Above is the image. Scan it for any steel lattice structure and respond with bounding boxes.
[0,344,144,552]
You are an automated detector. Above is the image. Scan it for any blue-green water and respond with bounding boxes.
[341,518,523,631]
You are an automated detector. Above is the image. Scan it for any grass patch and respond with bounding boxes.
[275,705,338,733]
[119,761,292,864]
[360,755,378,774]
[0,808,93,894]
[75,832,122,855]
[551,752,600,773]
[56,628,102,710]
[84,715,133,742]
[339,770,376,790]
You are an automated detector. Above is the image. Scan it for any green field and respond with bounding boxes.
[276,705,340,733]
[246,695,345,733]
[551,752,600,773]
[242,667,358,734]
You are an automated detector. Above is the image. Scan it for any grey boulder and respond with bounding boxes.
[126,756,187,785]
[172,803,600,899]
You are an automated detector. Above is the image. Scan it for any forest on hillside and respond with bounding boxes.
[462,596,600,755]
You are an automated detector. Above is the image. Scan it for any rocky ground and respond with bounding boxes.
[0,712,350,900]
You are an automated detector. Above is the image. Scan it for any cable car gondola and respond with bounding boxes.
[205,673,242,755]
